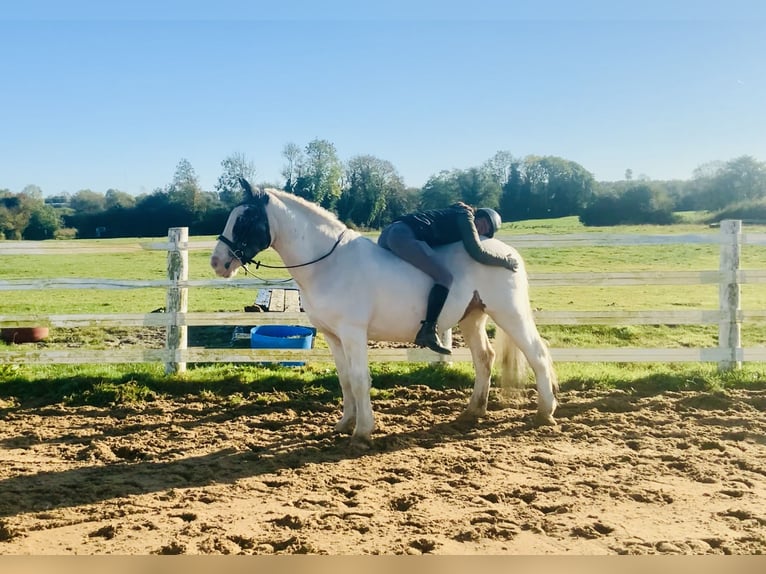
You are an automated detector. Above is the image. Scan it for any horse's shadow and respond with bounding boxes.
[0,369,626,520]
[0,407,542,519]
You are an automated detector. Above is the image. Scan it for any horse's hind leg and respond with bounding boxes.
[323,332,356,434]
[457,310,495,421]
[494,310,557,425]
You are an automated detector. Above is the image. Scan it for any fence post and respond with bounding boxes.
[165,227,188,374]
[718,219,742,371]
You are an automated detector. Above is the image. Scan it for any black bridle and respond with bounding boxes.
[217,229,347,272]
[216,234,257,267]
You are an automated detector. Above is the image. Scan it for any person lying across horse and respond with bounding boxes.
[378,202,518,355]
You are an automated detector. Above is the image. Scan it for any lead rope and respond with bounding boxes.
[250,229,347,270]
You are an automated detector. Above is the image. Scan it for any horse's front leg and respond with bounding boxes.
[323,332,355,434]
[339,332,375,447]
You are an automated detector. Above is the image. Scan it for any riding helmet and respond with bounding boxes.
[475,208,502,238]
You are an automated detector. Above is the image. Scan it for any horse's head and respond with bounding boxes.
[210,178,272,278]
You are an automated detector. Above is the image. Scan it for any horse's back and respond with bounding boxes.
[303,235,527,342]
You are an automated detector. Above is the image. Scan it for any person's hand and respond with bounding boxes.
[503,254,518,272]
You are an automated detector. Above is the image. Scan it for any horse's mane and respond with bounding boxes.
[265,188,348,232]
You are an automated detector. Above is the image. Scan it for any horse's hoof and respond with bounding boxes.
[349,435,373,451]
[455,410,481,425]
[334,419,355,435]
[534,412,557,426]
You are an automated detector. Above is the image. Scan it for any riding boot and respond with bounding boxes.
[415,284,452,355]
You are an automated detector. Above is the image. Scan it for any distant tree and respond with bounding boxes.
[651,179,691,211]
[339,155,405,228]
[714,155,766,204]
[191,190,229,234]
[419,170,461,210]
[496,162,525,219]
[167,158,203,212]
[281,142,303,193]
[0,190,23,239]
[215,152,257,207]
[70,189,106,214]
[681,161,718,210]
[693,161,727,180]
[21,184,43,201]
[482,151,515,185]
[380,186,421,224]
[291,139,343,210]
[419,168,501,212]
[686,156,766,211]
[0,189,55,239]
[454,167,501,209]
[500,155,595,220]
[104,189,135,210]
[90,161,206,238]
[23,204,60,239]
[535,156,594,217]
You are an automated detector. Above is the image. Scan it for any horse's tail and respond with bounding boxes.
[494,327,559,396]
[494,327,529,393]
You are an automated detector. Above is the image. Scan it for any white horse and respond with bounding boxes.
[210,181,558,447]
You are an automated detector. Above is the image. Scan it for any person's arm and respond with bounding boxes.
[457,210,518,271]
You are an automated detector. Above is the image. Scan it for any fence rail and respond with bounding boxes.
[2,221,766,371]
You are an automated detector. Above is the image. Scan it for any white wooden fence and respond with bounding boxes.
[1,220,766,373]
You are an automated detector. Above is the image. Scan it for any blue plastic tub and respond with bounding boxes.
[250,325,314,366]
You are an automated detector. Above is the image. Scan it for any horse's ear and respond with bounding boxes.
[239,178,254,201]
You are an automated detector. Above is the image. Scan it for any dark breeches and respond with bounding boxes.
[378,221,454,288]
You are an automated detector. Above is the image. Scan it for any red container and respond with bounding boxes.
[1,327,49,344]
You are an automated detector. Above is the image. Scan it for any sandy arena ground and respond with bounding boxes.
[1,385,765,554]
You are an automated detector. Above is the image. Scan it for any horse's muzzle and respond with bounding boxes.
[210,254,233,277]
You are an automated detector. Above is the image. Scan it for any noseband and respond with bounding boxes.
[216,234,255,267]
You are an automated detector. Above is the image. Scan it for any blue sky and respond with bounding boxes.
[1,1,765,196]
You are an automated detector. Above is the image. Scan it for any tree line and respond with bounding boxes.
[2,140,765,240]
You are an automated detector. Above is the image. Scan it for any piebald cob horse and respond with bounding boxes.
[211,180,557,447]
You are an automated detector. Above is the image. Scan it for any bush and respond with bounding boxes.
[54,227,78,239]
[706,198,766,224]
[580,184,678,226]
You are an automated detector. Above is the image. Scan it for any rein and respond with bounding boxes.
[218,229,347,274]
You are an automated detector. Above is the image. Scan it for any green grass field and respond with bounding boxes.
[2,215,765,406]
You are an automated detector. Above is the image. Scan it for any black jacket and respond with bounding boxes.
[395,203,508,267]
